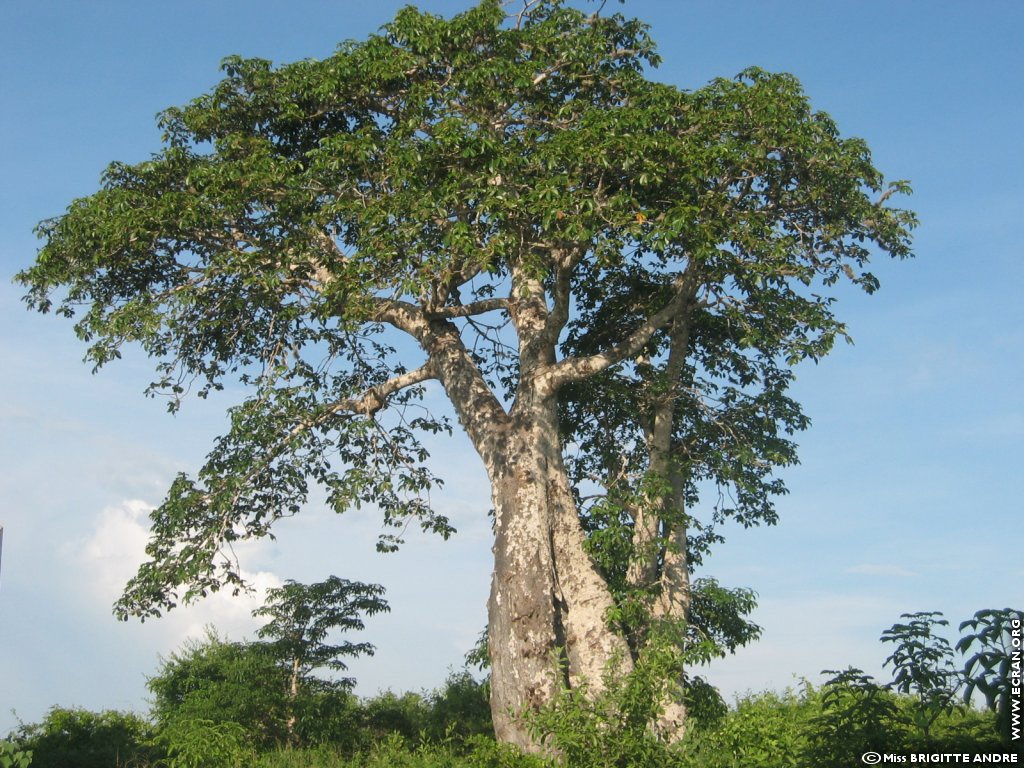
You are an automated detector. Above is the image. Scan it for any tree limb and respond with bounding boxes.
[427,297,510,319]
[538,270,700,395]
[325,362,438,417]
[372,298,511,452]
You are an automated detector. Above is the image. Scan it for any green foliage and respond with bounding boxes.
[425,671,494,743]
[147,628,292,747]
[957,607,1023,745]
[18,0,918,749]
[686,579,761,661]
[157,718,252,768]
[287,689,364,751]
[881,611,961,738]
[148,576,387,751]
[805,668,907,765]
[255,576,388,692]
[253,736,546,768]
[253,576,387,746]
[12,707,156,768]
[526,641,686,767]
[16,0,914,625]
[922,707,1003,753]
[0,741,32,768]
[460,736,550,768]
[675,682,1005,768]
[464,628,490,671]
[359,691,432,747]
[796,608,1019,763]
[676,687,818,768]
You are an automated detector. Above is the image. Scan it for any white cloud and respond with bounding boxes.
[74,499,152,596]
[69,499,284,647]
[846,563,918,578]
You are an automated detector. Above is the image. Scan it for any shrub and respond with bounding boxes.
[359,691,431,747]
[804,668,909,766]
[526,642,687,768]
[13,707,157,768]
[675,687,816,768]
[426,671,493,744]
[147,628,291,747]
[157,718,252,768]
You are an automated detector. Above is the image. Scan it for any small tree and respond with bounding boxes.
[957,607,1023,746]
[881,611,961,740]
[254,576,388,741]
[807,668,905,765]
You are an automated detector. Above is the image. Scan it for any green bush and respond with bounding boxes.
[359,690,432,747]
[13,707,157,768]
[425,671,493,744]
[675,687,816,768]
[526,642,687,768]
[676,679,1007,768]
[804,668,909,767]
[289,689,364,751]
[156,718,253,768]
[148,629,292,748]
[461,736,549,768]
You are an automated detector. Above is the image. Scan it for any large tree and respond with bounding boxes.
[18,0,914,749]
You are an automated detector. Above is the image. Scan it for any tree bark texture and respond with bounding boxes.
[484,399,633,750]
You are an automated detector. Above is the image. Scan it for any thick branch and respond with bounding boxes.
[326,362,438,417]
[372,298,510,456]
[542,250,575,347]
[426,297,510,319]
[626,313,693,590]
[538,270,699,395]
[372,297,430,338]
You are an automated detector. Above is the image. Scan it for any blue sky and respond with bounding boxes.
[1,0,1021,736]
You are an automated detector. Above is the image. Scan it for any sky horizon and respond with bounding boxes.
[2,0,1022,737]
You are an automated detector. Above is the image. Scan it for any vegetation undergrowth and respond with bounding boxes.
[5,608,1018,767]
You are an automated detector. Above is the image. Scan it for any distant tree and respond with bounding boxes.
[253,576,388,741]
[18,0,914,748]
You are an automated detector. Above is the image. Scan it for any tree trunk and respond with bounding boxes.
[419,284,642,751]
[485,398,633,751]
[623,315,694,740]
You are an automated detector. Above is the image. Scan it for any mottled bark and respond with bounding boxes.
[485,399,633,749]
